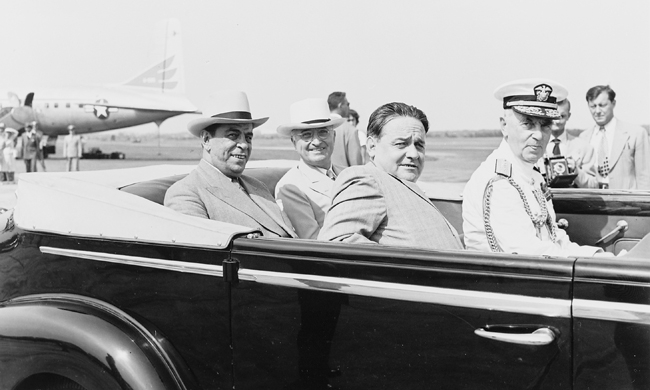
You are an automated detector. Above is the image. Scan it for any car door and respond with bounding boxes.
[573,252,650,390]
[229,238,575,389]
[552,189,650,254]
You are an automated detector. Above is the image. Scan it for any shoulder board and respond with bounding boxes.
[494,159,512,178]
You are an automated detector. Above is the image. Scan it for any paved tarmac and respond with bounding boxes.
[0,135,498,210]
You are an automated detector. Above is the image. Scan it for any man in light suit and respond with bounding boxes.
[537,99,599,188]
[582,85,650,190]
[318,102,463,250]
[275,98,346,239]
[328,91,363,167]
[165,91,296,239]
[63,125,83,171]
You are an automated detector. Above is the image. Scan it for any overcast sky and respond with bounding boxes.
[2,0,648,134]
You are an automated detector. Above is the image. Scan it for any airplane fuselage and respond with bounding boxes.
[0,85,199,136]
[32,104,188,136]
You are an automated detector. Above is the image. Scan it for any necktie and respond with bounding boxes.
[233,178,248,194]
[597,126,609,178]
[326,170,336,180]
[551,138,561,156]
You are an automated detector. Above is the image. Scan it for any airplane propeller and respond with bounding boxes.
[0,92,36,130]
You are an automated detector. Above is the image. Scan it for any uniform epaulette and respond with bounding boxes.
[494,159,512,178]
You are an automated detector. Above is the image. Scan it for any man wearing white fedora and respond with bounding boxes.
[164,91,296,239]
[275,98,346,239]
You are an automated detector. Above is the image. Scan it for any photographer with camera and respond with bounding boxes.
[539,99,599,188]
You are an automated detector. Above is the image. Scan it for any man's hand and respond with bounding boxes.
[593,251,615,257]
[566,157,576,172]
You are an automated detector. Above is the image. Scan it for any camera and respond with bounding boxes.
[543,155,577,188]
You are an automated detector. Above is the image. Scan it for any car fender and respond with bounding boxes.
[0,294,196,390]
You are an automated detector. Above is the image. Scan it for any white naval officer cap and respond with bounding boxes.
[494,78,568,119]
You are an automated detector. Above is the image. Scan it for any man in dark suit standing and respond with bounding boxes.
[164,91,296,238]
[21,121,41,172]
[318,102,463,250]
[327,91,363,167]
[581,85,650,190]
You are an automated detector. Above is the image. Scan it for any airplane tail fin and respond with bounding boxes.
[123,19,186,94]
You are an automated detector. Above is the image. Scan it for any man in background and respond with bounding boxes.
[348,109,368,163]
[21,121,41,172]
[539,99,598,188]
[581,85,650,190]
[328,91,362,167]
[63,125,83,171]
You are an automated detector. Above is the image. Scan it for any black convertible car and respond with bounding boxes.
[0,161,648,390]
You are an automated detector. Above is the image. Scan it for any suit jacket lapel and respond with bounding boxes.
[241,176,295,237]
[198,161,290,235]
[609,124,629,170]
[386,170,461,241]
[389,173,433,206]
[299,163,333,197]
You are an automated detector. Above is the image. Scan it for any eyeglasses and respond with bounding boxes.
[294,128,332,142]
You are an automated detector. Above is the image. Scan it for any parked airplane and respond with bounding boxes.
[0,19,199,155]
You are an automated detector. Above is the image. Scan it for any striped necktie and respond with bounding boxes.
[597,126,609,178]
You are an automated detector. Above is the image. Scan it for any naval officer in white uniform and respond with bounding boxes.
[462,79,604,257]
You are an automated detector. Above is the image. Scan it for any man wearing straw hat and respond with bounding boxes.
[275,98,346,239]
[164,91,296,239]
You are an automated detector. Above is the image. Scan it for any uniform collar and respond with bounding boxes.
[496,140,538,184]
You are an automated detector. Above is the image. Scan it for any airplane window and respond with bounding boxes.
[66,103,70,108]
[45,103,49,108]
[54,103,58,108]
[78,104,83,108]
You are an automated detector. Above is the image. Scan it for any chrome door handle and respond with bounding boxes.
[595,220,629,245]
[474,327,555,345]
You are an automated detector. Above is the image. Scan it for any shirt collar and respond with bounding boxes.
[298,159,333,180]
[552,131,568,143]
[598,117,617,134]
[201,158,239,182]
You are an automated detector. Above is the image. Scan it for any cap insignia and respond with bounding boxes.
[534,84,552,102]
